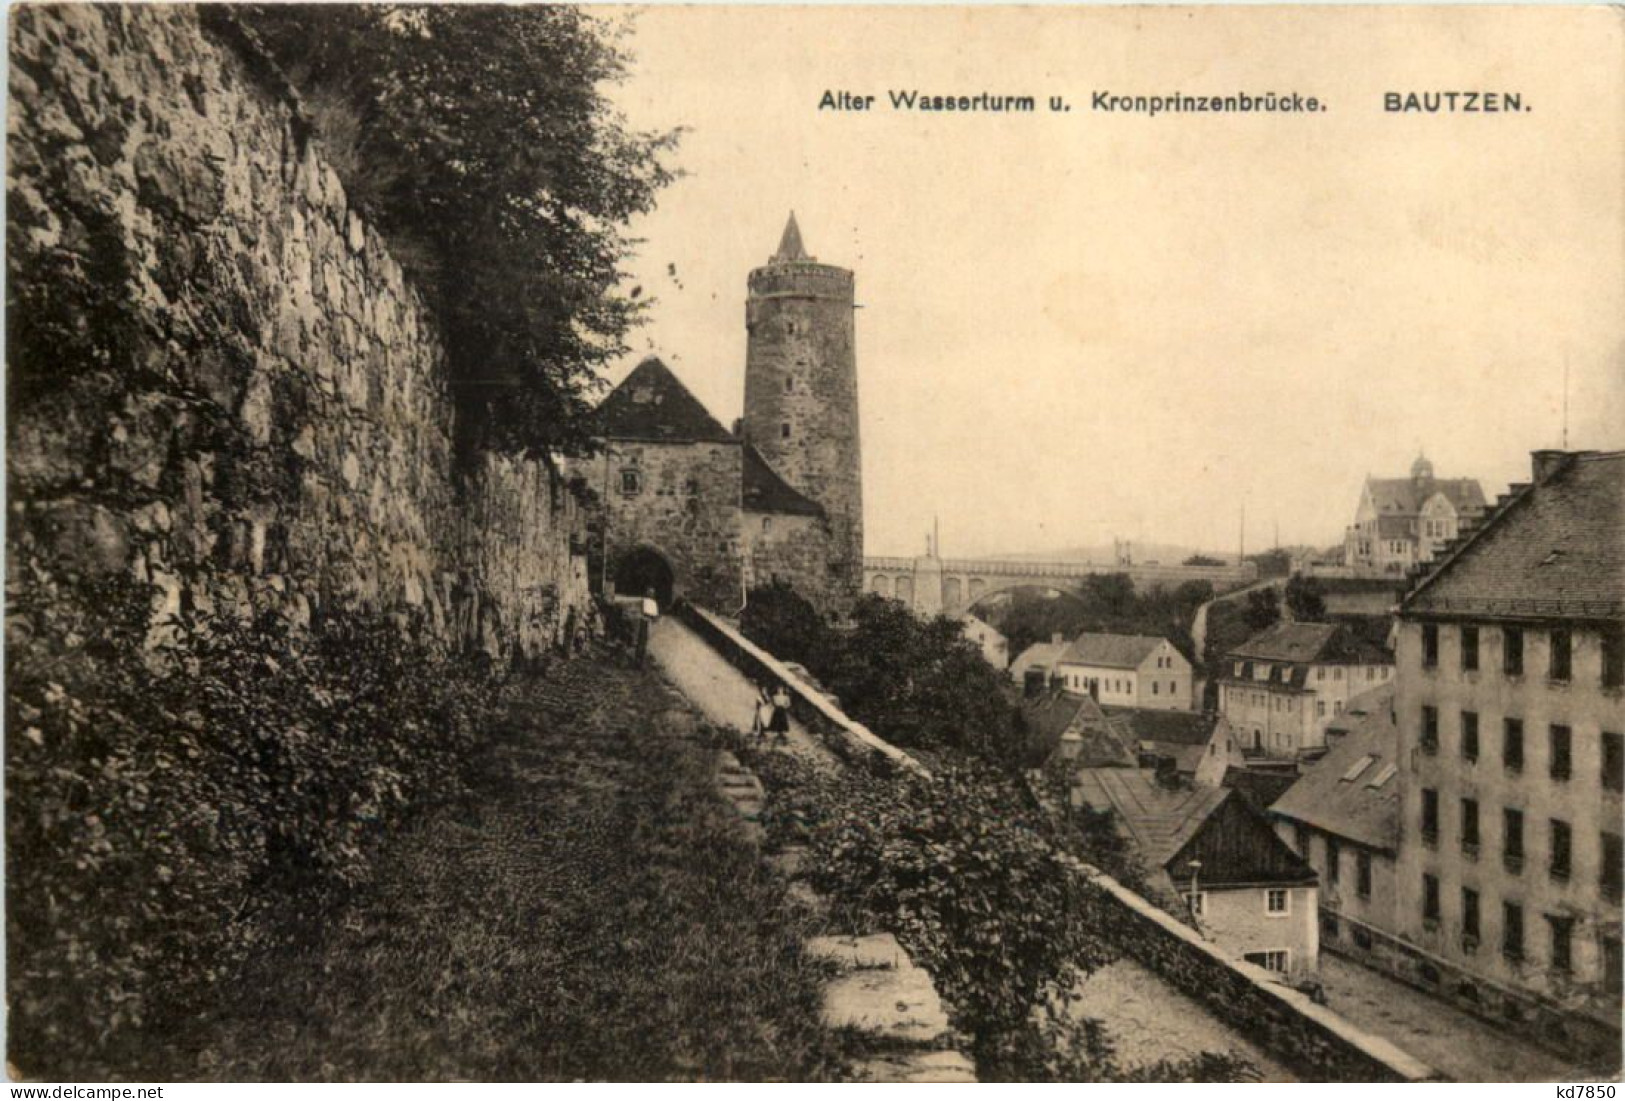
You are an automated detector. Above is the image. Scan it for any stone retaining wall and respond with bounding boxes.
[8,5,587,659]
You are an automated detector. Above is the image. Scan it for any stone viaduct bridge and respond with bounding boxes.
[862,554,1258,618]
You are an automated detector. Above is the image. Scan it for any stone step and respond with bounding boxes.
[853,1050,977,1083]
[805,933,905,971]
[820,956,954,1048]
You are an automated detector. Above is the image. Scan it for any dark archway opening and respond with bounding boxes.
[613,547,675,607]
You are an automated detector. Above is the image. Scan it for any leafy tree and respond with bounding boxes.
[1283,573,1326,622]
[1182,554,1225,567]
[233,5,679,457]
[1243,586,1281,633]
[739,581,832,672]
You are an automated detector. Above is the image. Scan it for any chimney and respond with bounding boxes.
[1531,449,1568,484]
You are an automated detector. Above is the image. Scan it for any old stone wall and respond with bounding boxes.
[7,5,586,658]
[746,509,839,609]
[571,442,744,611]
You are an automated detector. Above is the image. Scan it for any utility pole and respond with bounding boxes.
[1238,501,1246,565]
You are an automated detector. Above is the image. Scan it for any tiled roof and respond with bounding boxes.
[1225,621,1389,669]
[1072,769,1229,867]
[1223,767,1302,813]
[593,356,735,444]
[1269,700,1400,853]
[1366,475,1487,518]
[1105,707,1221,748]
[1021,689,1136,769]
[742,445,823,517]
[1059,633,1168,670]
[1403,451,1625,621]
[1073,770,1318,887]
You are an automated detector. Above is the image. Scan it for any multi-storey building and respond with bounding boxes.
[1345,454,1487,573]
[1217,622,1394,760]
[1394,449,1623,1058]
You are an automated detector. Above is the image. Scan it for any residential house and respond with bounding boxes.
[1106,708,1242,788]
[1009,635,1069,688]
[1053,633,1194,711]
[1393,449,1623,1055]
[1344,453,1487,574]
[1020,688,1137,771]
[1218,621,1394,761]
[1269,695,1402,955]
[960,613,1009,670]
[1070,769,1322,982]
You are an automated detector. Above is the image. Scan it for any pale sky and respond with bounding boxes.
[605,6,1625,559]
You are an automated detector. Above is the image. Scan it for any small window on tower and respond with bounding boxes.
[781,423,791,439]
[785,376,793,393]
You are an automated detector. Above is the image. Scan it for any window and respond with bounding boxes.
[1317,700,1326,718]
[1245,949,1290,973]
[1504,808,1525,872]
[1504,627,1524,676]
[1603,732,1623,792]
[1601,832,1622,904]
[1423,874,1441,925]
[780,422,791,439]
[1547,915,1574,974]
[1367,763,1398,789]
[619,468,643,495]
[1504,718,1524,773]
[1421,706,1439,754]
[1462,887,1481,942]
[1421,788,1439,846]
[1605,938,1623,997]
[1503,902,1524,960]
[1461,798,1480,856]
[1462,626,1480,671]
[1604,629,1624,689]
[1153,681,1159,695]
[1461,711,1479,762]
[1550,724,1571,781]
[1549,629,1572,682]
[1547,818,1573,882]
[784,376,793,392]
[1423,624,1439,668]
[1326,838,1341,884]
[761,516,772,533]
[1265,888,1290,915]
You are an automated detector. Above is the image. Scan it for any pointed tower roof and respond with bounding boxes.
[772,211,810,262]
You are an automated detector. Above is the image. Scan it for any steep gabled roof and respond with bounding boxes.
[742,444,823,517]
[1106,708,1222,748]
[1022,689,1136,769]
[593,356,735,444]
[1058,633,1168,670]
[1365,475,1487,518]
[1269,697,1401,853]
[1402,451,1625,621]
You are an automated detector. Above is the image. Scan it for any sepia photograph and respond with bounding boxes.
[4,0,1623,1087]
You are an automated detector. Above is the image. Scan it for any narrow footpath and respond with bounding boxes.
[190,649,843,1081]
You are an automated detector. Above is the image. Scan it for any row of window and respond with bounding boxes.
[1418,707,1625,789]
[1421,622,1625,688]
[1419,873,1617,978]
[1418,791,1624,900]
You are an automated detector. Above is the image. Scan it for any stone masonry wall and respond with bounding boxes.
[7,5,586,658]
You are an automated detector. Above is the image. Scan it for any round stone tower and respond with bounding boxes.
[743,213,863,606]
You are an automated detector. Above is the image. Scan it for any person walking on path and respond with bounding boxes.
[634,587,660,667]
[751,681,775,742]
[769,682,792,742]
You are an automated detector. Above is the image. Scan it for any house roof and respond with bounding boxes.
[1366,475,1487,518]
[1059,633,1168,670]
[1223,767,1302,813]
[1022,689,1136,769]
[1402,451,1625,622]
[1010,640,1068,680]
[1074,770,1318,888]
[593,356,736,444]
[1105,708,1223,748]
[1269,699,1401,853]
[1226,621,1389,668]
[773,211,810,263]
[742,444,823,517]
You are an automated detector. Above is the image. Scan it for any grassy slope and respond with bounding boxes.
[191,653,842,1081]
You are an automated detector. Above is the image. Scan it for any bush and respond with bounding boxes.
[5,564,499,1078]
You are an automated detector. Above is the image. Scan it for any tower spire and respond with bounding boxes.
[773,211,809,262]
